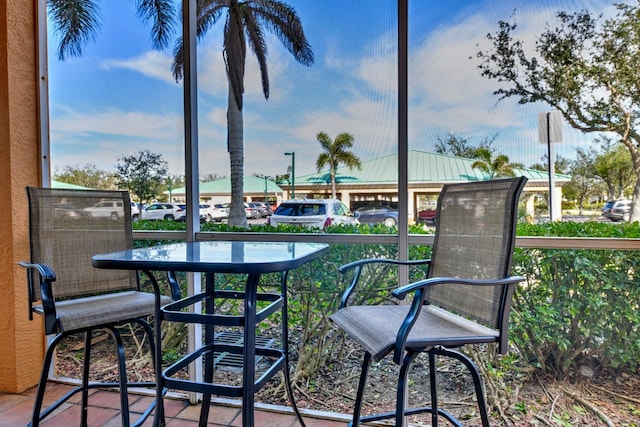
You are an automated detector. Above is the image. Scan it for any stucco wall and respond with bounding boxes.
[0,0,45,392]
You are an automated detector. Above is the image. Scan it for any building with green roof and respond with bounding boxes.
[281,150,570,221]
[169,175,283,205]
[168,151,569,220]
[51,180,91,190]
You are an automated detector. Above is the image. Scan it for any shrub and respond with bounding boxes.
[511,221,640,375]
[133,219,640,380]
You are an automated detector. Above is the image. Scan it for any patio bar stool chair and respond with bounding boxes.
[19,187,180,427]
[331,177,527,427]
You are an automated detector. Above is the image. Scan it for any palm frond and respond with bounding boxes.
[171,36,184,81]
[243,11,270,98]
[135,0,177,50]
[249,0,314,66]
[48,0,101,60]
[171,1,225,82]
[196,0,226,39]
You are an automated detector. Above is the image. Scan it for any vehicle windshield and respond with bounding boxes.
[275,203,326,216]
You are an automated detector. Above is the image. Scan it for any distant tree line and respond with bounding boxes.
[54,150,220,205]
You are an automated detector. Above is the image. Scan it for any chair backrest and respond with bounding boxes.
[26,187,138,302]
[426,177,526,336]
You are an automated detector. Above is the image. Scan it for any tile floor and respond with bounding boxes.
[0,382,350,426]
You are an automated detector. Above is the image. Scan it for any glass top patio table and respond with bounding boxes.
[91,240,329,427]
[92,240,329,273]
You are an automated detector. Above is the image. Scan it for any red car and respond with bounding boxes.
[416,208,436,224]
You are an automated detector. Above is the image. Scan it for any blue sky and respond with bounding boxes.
[47,0,619,178]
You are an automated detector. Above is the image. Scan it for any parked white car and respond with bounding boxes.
[210,203,229,222]
[83,200,124,220]
[268,199,358,229]
[199,203,228,222]
[248,202,273,217]
[142,203,186,221]
[130,202,140,221]
[244,202,261,219]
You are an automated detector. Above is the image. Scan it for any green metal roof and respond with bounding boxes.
[170,175,282,195]
[51,180,92,189]
[296,150,570,185]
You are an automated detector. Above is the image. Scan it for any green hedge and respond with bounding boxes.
[512,221,640,374]
[133,220,640,376]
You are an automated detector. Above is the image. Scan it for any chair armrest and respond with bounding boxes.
[391,275,525,364]
[392,276,525,300]
[167,271,181,301]
[338,258,431,308]
[139,269,183,311]
[19,261,58,334]
[338,258,431,274]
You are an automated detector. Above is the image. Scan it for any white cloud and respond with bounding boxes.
[102,51,176,84]
[49,106,187,174]
[51,106,182,140]
[101,30,295,103]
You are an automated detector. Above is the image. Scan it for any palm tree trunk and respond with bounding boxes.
[227,86,248,228]
[331,168,337,199]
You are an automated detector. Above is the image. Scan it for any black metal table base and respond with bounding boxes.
[156,271,305,427]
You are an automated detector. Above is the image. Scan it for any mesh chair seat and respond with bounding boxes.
[33,291,172,332]
[331,304,499,361]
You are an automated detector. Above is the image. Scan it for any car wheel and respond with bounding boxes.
[164,214,175,221]
[110,212,119,220]
[132,214,139,221]
[383,217,397,227]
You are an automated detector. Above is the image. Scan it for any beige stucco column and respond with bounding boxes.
[339,191,350,206]
[0,0,46,392]
[525,193,536,221]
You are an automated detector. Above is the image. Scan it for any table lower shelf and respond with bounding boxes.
[161,290,283,326]
[162,342,286,398]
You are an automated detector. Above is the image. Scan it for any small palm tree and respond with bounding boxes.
[47,0,176,60]
[471,147,517,179]
[316,132,362,199]
[172,0,314,227]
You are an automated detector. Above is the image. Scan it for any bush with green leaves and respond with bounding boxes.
[133,219,640,383]
[511,221,640,375]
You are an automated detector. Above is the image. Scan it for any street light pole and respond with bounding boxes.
[264,176,268,204]
[285,152,295,199]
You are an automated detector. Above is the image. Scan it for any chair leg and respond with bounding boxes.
[80,330,93,427]
[29,333,65,427]
[350,351,372,427]
[433,347,490,427]
[428,350,438,427]
[280,273,306,427]
[396,350,420,427]
[131,318,159,427]
[107,326,131,427]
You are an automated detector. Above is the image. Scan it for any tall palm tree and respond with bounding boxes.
[471,147,517,179]
[316,131,362,199]
[172,1,314,227]
[48,0,177,60]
